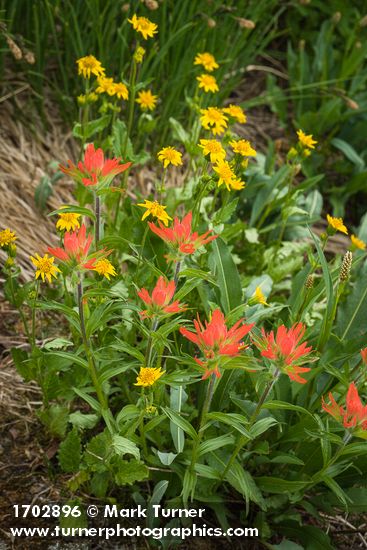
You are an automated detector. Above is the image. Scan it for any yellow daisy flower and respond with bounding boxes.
[0,228,16,248]
[128,14,158,40]
[194,52,219,72]
[137,200,172,227]
[229,177,246,191]
[76,55,105,79]
[197,73,219,93]
[200,107,228,136]
[199,139,226,163]
[213,160,245,191]
[30,254,61,283]
[89,258,117,280]
[96,77,115,95]
[351,234,366,250]
[157,146,183,168]
[252,286,268,306]
[136,89,158,111]
[297,129,317,149]
[223,104,247,124]
[134,366,164,387]
[230,139,257,157]
[113,82,129,100]
[56,212,81,232]
[327,214,348,235]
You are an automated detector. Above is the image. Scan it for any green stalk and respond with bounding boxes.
[136,223,150,281]
[187,372,217,499]
[7,271,31,342]
[77,280,108,411]
[114,56,138,224]
[145,317,159,369]
[220,369,280,481]
[31,280,40,349]
[317,282,344,352]
[95,194,101,247]
[174,260,182,287]
[139,401,148,457]
[310,431,352,488]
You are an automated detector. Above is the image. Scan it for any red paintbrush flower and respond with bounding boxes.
[361,347,367,365]
[180,309,254,379]
[137,276,186,318]
[322,382,367,432]
[254,323,313,384]
[148,211,217,261]
[59,143,131,187]
[48,224,93,265]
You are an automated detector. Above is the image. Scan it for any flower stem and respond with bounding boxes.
[77,280,108,411]
[114,58,137,225]
[220,369,279,481]
[136,223,149,281]
[145,317,159,368]
[95,194,101,247]
[186,372,217,499]
[31,280,40,349]
[174,261,182,287]
[7,271,31,342]
[317,282,343,352]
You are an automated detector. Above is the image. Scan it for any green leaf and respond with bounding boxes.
[68,411,99,430]
[198,434,234,456]
[114,460,149,486]
[169,117,189,145]
[337,259,367,340]
[84,431,111,471]
[206,412,252,438]
[35,174,57,211]
[209,237,242,314]
[44,338,73,350]
[58,429,82,473]
[73,115,111,139]
[182,469,197,504]
[250,417,278,438]
[38,405,69,438]
[48,205,96,221]
[162,407,198,441]
[264,400,315,419]
[213,198,239,224]
[178,267,218,286]
[256,477,310,494]
[321,475,350,508]
[110,340,145,362]
[46,350,88,369]
[157,451,177,465]
[112,435,140,460]
[278,522,334,550]
[170,386,187,453]
[270,454,304,466]
[72,387,101,412]
[226,462,265,509]
[331,138,365,171]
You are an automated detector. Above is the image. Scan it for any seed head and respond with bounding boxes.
[339,251,353,282]
[6,36,22,60]
[145,0,158,9]
[305,274,314,289]
[24,51,35,64]
[237,18,256,29]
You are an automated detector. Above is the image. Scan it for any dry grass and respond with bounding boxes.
[0,88,77,280]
